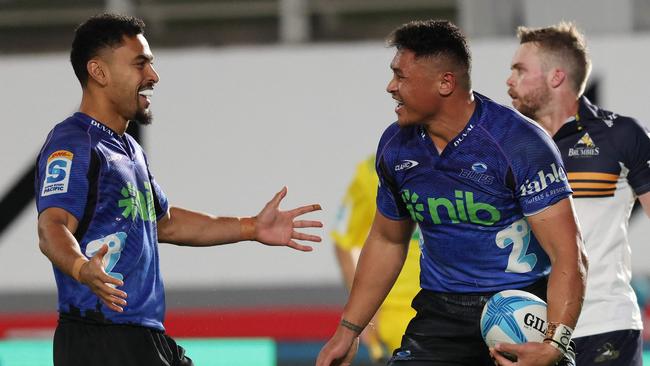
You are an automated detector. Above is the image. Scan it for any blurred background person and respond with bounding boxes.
[507,22,650,366]
[331,154,421,364]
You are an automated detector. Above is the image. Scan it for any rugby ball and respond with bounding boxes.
[480,290,547,349]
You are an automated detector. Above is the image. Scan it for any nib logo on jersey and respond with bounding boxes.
[118,181,156,222]
[401,189,501,226]
[518,163,568,200]
[568,132,600,158]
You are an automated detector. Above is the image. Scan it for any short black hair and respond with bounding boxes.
[70,13,145,86]
[387,20,472,88]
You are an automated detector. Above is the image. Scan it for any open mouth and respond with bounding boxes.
[138,89,153,97]
[138,88,154,107]
[394,99,404,113]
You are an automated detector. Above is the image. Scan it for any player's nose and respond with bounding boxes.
[148,64,160,84]
[386,77,397,93]
[505,72,515,87]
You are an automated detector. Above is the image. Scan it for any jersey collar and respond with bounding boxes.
[576,96,600,121]
[73,112,119,139]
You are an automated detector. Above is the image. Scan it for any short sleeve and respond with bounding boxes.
[35,128,91,221]
[508,122,572,215]
[375,124,410,220]
[331,157,377,250]
[615,118,650,196]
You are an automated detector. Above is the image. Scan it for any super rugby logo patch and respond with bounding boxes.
[41,150,73,196]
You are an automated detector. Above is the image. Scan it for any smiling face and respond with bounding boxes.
[506,43,552,120]
[102,34,159,125]
[386,49,443,127]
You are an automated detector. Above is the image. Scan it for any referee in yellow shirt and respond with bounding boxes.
[332,154,421,364]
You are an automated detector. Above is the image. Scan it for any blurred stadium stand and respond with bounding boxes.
[3,0,650,55]
[0,0,456,53]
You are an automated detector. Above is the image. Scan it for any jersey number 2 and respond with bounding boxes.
[495,218,537,273]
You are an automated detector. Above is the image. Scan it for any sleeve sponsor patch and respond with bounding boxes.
[41,150,74,196]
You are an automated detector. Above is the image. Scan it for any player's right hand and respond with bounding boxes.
[316,329,359,366]
[78,244,128,312]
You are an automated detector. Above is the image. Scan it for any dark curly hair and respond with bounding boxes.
[387,20,472,89]
[70,13,145,86]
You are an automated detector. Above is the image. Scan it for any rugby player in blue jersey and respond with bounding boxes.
[316,20,587,366]
[507,22,650,366]
[35,13,322,366]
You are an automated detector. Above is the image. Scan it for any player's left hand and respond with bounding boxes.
[254,186,322,251]
[490,342,562,366]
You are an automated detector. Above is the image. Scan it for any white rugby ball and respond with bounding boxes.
[480,289,547,348]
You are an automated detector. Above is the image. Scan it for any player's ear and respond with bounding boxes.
[439,71,455,97]
[549,68,566,89]
[87,58,109,87]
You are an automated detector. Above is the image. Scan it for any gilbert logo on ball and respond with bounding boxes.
[480,290,547,349]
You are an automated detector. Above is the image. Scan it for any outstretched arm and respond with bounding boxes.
[157,187,322,251]
[317,210,414,366]
[492,197,588,366]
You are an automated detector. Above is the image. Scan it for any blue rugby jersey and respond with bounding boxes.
[376,93,572,293]
[35,112,168,330]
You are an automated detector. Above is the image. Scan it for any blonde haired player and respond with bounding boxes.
[332,154,421,363]
[507,22,650,365]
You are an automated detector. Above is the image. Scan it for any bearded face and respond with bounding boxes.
[508,81,552,120]
[507,43,552,120]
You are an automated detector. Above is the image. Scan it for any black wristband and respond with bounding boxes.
[340,319,364,334]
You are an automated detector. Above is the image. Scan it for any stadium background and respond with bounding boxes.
[1,0,650,364]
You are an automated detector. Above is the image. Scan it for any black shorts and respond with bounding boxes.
[387,277,575,366]
[53,316,193,366]
[573,329,642,366]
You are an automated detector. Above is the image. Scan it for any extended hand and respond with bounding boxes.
[490,342,562,366]
[78,244,128,312]
[255,187,322,251]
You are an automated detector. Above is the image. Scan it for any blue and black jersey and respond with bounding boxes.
[35,112,168,331]
[376,93,572,293]
[555,97,650,338]
[555,96,650,198]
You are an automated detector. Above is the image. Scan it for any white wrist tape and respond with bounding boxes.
[544,322,573,356]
